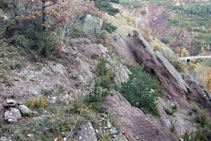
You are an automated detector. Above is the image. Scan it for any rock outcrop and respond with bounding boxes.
[83,14,103,34]
[105,91,178,141]
[75,122,97,141]
[107,31,198,135]
[184,73,211,108]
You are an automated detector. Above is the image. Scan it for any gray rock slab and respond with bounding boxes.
[75,121,97,141]
[83,14,103,34]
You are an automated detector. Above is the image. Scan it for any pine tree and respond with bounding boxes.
[121,64,160,116]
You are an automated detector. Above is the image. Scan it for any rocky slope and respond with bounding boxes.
[1,11,211,141]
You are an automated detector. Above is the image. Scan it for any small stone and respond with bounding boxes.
[28,111,38,117]
[112,135,117,138]
[171,103,175,107]
[18,102,23,105]
[167,95,171,100]
[54,138,58,141]
[95,129,99,133]
[7,99,15,104]
[0,136,8,141]
[0,60,4,64]
[14,78,19,81]
[101,113,107,118]
[19,105,30,114]
[136,136,139,140]
[3,102,17,107]
[27,134,34,137]
[72,47,77,51]
[60,132,65,137]
[107,121,112,128]
[110,127,118,134]
[63,138,67,141]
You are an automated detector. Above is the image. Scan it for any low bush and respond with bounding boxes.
[172,61,183,72]
[141,10,147,16]
[25,95,48,110]
[22,28,61,59]
[85,57,114,103]
[94,0,120,16]
[164,104,177,115]
[104,23,117,33]
[181,130,201,141]
[121,64,160,116]
[161,38,170,44]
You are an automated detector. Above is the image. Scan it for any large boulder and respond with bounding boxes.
[83,14,103,34]
[104,91,178,141]
[4,107,21,123]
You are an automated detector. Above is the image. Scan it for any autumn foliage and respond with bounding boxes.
[140,23,152,42]
[4,0,106,30]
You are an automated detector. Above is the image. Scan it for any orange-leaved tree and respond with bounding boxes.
[4,0,106,31]
[5,0,72,30]
[140,22,151,42]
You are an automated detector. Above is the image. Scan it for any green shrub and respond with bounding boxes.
[94,0,120,16]
[104,23,117,33]
[172,61,183,72]
[121,64,160,116]
[161,38,170,44]
[85,57,114,103]
[25,95,48,110]
[170,120,176,132]
[181,130,202,141]
[141,10,147,16]
[18,25,61,60]
[164,104,177,115]
[107,7,120,16]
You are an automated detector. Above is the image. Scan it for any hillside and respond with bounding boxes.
[116,0,211,56]
[0,0,211,141]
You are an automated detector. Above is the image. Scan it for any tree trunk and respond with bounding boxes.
[12,0,19,25]
[42,0,46,31]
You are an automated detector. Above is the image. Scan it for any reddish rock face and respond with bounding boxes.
[104,91,178,141]
[108,32,189,108]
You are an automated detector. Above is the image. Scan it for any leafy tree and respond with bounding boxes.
[121,64,160,116]
[4,0,105,31]
[140,23,151,42]
[4,0,72,30]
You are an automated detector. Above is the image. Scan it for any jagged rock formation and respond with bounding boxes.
[105,91,178,141]
[83,14,103,34]
[106,30,211,136]
[184,73,211,108]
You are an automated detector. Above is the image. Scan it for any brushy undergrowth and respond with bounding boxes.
[25,95,48,111]
[85,57,114,103]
